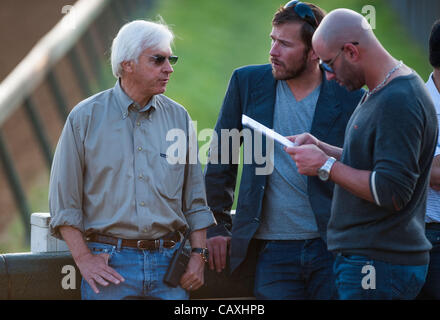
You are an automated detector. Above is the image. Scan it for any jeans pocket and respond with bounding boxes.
[87,242,116,263]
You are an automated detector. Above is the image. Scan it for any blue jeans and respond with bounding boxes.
[418,224,440,299]
[81,241,189,300]
[254,238,336,300]
[334,254,428,300]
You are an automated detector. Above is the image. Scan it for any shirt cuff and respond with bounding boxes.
[370,171,381,206]
[49,208,84,240]
[184,206,217,232]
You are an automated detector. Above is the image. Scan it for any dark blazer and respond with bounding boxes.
[204,64,365,274]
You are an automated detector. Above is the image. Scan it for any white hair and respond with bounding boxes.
[110,19,174,78]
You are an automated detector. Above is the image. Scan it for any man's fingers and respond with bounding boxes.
[86,278,100,294]
[220,242,227,270]
[104,265,125,283]
[213,244,224,272]
[100,269,123,285]
[207,241,215,270]
[285,146,299,155]
[93,274,109,287]
[181,277,202,291]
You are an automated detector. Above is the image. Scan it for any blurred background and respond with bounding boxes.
[0,0,437,253]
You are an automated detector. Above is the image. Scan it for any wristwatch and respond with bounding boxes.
[318,157,337,181]
[191,248,209,263]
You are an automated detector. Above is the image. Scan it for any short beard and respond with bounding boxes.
[272,47,310,80]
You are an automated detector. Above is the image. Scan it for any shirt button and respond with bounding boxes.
[140,201,145,207]
[136,121,141,126]
[138,174,144,180]
[138,146,142,151]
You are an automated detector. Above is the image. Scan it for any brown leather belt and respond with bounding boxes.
[86,231,181,250]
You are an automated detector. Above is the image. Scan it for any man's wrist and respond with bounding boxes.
[191,247,209,263]
[318,156,337,181]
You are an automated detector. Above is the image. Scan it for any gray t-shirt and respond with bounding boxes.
[255,80,321,240]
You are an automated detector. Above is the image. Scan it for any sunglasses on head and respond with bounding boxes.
[319,42,359,74]
[148,54,178,66]
[284,0,318,29]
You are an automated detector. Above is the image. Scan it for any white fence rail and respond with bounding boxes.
[0,0,110,127]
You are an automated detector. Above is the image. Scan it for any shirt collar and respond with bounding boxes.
[113,79,157,119]
[426,73,440,114]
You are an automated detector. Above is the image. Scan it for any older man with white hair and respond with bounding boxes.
[285,9,438,299]
[48,20,215,300]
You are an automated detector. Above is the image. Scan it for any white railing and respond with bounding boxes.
[0,0,110,127]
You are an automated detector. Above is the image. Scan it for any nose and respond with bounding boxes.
[163,59,174,74]
[269,41,279,57]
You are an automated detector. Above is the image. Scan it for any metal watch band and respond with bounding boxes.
[191,248,209,263]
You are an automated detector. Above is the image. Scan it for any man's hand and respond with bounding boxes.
[59,226,124,295]
[287,133,320,147]
[207,236,231,273]
[285,144,329,176]
[430,155,440,191]
[179,253,205,291]
[75,252,125,294]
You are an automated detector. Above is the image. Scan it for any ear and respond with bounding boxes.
[121,60,134,74]
[345,43,360,62]
[309,48,319,62]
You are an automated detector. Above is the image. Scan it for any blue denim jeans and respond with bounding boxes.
[254,238,337,300]
[81,241,189,300]
[334,254,428,300]
[418,224,440,299]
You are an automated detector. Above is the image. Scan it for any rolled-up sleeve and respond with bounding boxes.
[49,114,85,239]
[182,116,216,231]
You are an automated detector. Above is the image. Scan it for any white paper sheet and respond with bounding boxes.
[242,114,297,148]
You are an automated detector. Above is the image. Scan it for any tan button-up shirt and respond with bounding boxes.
[49,81,216,239]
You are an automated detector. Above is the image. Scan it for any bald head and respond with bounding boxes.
[312,8,376,52]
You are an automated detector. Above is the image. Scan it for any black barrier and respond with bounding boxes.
[0,251,254,300]
[0,252,81,300]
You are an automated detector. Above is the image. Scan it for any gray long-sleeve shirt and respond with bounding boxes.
[328,72,438,265]
[49,80,216,240]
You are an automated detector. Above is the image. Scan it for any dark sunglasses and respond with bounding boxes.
[148,54,178,66]
[284,0,318,29]
[319,42,359,74]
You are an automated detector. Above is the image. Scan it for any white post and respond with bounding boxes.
[30,212,69,253]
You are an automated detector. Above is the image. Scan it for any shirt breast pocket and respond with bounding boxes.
[156,153,185,199]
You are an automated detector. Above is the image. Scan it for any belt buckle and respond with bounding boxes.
[167,240,177,249]
[137,240,149,250]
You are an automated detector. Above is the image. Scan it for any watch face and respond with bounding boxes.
[318,169,329,181]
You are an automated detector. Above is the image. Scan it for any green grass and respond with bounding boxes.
[2,0,432,252]
[0,170,49,253]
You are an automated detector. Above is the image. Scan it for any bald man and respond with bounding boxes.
[285,9,438,299]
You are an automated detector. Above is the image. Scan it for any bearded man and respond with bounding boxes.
[203,1,364,300]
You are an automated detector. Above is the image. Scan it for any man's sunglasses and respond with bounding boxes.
[284,0,318,29]
[319,42,359,74]
[148,54,178,66]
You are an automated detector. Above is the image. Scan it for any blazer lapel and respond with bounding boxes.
[310,74,342,141]
[248,66,277,129]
